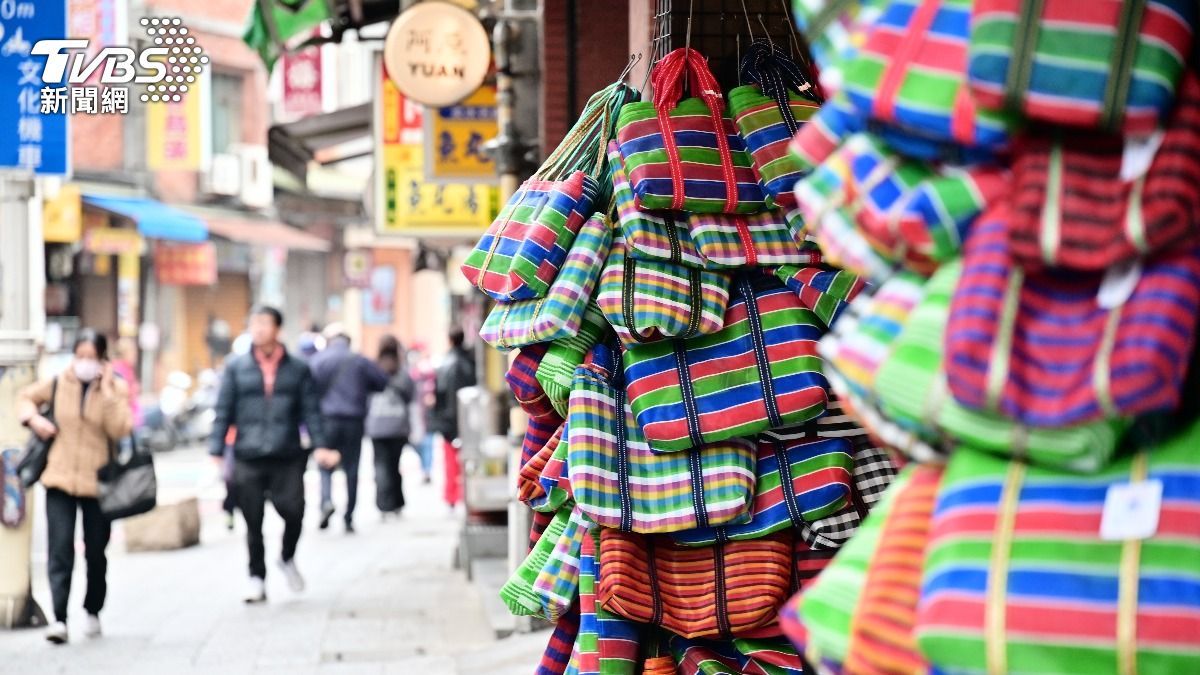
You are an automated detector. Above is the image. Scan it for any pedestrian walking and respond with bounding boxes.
[209,306,337,604]
[366,335,414,518]
[409,343,437,484]
[309,323,389,533]
[430,327,477,509]
[16,330,133,644]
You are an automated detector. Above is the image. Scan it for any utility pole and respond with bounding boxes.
[0,174,47,629]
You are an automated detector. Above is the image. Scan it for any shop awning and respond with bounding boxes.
[204,216,331,252]
[82,194,209,242]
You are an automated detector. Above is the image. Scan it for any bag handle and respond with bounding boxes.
[737,275,784,429]
[739,40,817,136]
[1101,0,1147,131]
[650,48,739,212]
[607,342,635,533]
[768,436,808,530]
[872,0,940,125]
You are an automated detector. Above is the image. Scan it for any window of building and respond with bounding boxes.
[211,72,244,155]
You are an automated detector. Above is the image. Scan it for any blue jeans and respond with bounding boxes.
[319,417,364,523]
[415,432,435,476]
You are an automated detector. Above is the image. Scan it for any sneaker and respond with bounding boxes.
[45,621,68,644]
[344,520,356,535]
[225,512,235,531]
[318,503,335,530]
[277,558,305,593]
[243,576,266,604]
[84,614,102,638]
[422,474,432,485]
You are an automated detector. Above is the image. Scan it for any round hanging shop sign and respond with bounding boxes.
[383,2,491,108]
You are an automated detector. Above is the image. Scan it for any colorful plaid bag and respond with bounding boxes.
[597,529,794,640]
[567,342,756,534]
[463,82,635,301]
[669,398,870,548]
[480,214,613,350]
[532,505,596,623]
[623,273,829,453]
[574,530,645,675]
[771,265,866,330]
[610,141,708,269]
[916,424,1200,675]
[687,210,823,269]
[792,0,889,92]
[502,505,576,620]
[795,466,910,667]
[518,422,564,505]
[788,94,861,172]
[729,40,823,207]
[875,260,1129,472]
[508,344,558,420]
[670,635,806,675]
[1007,73,1200,272]
[538,604,581,675]
[522,414,566,484]
[462,170,600,302]
[967,0,1197,133]
[795,133,1003,280]
[597,231,732,348]
[537,304,609,417]
[798,440,899,551]
[840,0,1016,161]
[616,48,767,214]
[947,215,1200,427]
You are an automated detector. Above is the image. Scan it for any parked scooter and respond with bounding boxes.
[138,370,217,452]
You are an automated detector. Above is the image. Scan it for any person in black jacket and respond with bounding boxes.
[209,306,337,604]
[430,327,476,508]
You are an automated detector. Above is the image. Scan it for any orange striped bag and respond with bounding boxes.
[596,529,793,640]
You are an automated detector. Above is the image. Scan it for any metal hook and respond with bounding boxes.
[739,0,755,41]
[757,14,774,52]
[616,52,641,85]
[685,0,694,57]
[778,0,803,62]
[641,4,672,98]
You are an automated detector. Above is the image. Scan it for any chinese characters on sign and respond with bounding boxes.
[281,34,323,119]
[0,0,69,174]
[146,69,204,170]
[424,83,497,183]
[382,2,491,107]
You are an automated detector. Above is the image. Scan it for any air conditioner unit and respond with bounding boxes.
[203,153,241,197]
[235,145,273,209]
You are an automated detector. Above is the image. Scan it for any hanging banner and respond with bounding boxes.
[84,227,141,255]
[155,241,217,286]
[146,71,206,170]
[281,40,323,119]
[43,184,83,243]
[375,58,497,234]
[117,251,140,338]
[68,0,127,85]
[424,83,498,183]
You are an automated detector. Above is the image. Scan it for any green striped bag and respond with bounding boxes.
[596,231,732,348]
[480,214,613,351]
[536,304,609,418]
[797,466,910,667]
[609,141,708,269]
[791,0,888,94]
[687,209,823,269]
[917,425,1200,675]
[873,261,1128,472]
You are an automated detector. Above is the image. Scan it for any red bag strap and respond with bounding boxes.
[872,0,941,124]
[651,48,739,212]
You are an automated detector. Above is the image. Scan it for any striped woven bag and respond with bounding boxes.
[597,529,794,640]
[573,529,643,675]
[518,422,564,505]
[536,304,609,417]
[729,40,823,207]
[917,425,1200,675]
[538,604,581,675]
[788,93,860,172]
[480,214,613,350]
[462,82,636,301]
[875,259,1129,472]
[967,0,1197,134]
[687,209,823,269]
[795,133,1004,280]
[502,505,581,621]
[947,215,1200,427]
[1007,73,1200,272]
[840,0,1016,161]
[669,398,876,548]
[610,141,708,269]
[507,344,559,420]
[798,441,899,551]
[623,272,829,453]
[771,265,866,330]
[597,231,732,348]
[616,48,767,214]
[567,342,756,534]
[669,635,806,675]
[791,0,888,95]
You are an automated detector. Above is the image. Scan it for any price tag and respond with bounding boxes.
[1100,479,1163,541]
[1120,130,1165,182]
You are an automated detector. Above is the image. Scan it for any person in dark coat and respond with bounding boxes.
[308,323,389,532]
[430,327,476,508]
[365,335,414,517]
[209,306,336,604]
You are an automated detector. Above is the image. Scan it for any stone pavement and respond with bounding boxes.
[0,445,549,674]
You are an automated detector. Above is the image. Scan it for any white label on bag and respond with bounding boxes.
[1120,130,1165,182]
[1098,259,1143,310]
[1100,479,1163,541]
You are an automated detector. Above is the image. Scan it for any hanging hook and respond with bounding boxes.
[616,52,642,85]
[685,0,694,57]
[641,4,672,98]
[739,0,756,41]
[757,14,775,52]
[778,0,803,62]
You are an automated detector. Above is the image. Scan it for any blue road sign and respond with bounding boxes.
[0,0,68,175]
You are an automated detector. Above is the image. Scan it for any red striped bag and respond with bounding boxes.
[686,210,824,269]
[616,48,767,214]
[506,345,559,420]
[947,212,1200,427]
[610,141,708,269]
[1007,72,1200,272]
[597,529,794,640]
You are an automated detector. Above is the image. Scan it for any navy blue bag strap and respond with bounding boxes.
[738,274,784,429]
[609,342,635,533]
[739,40,818,136]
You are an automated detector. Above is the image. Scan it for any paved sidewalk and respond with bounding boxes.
[0,446,548,674]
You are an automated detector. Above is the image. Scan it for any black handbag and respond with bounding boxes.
[17,378,57,489]
[96,435,157,520]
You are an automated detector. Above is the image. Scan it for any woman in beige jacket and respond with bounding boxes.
[17,330,132,645]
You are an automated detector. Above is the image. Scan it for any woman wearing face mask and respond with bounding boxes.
[16,329,132,645]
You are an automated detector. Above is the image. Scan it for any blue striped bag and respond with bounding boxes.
[567,341,756,534]
[623,273,830,453]
[480,214,613,350]
[536,304,609,418]
[610,141,708,269]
